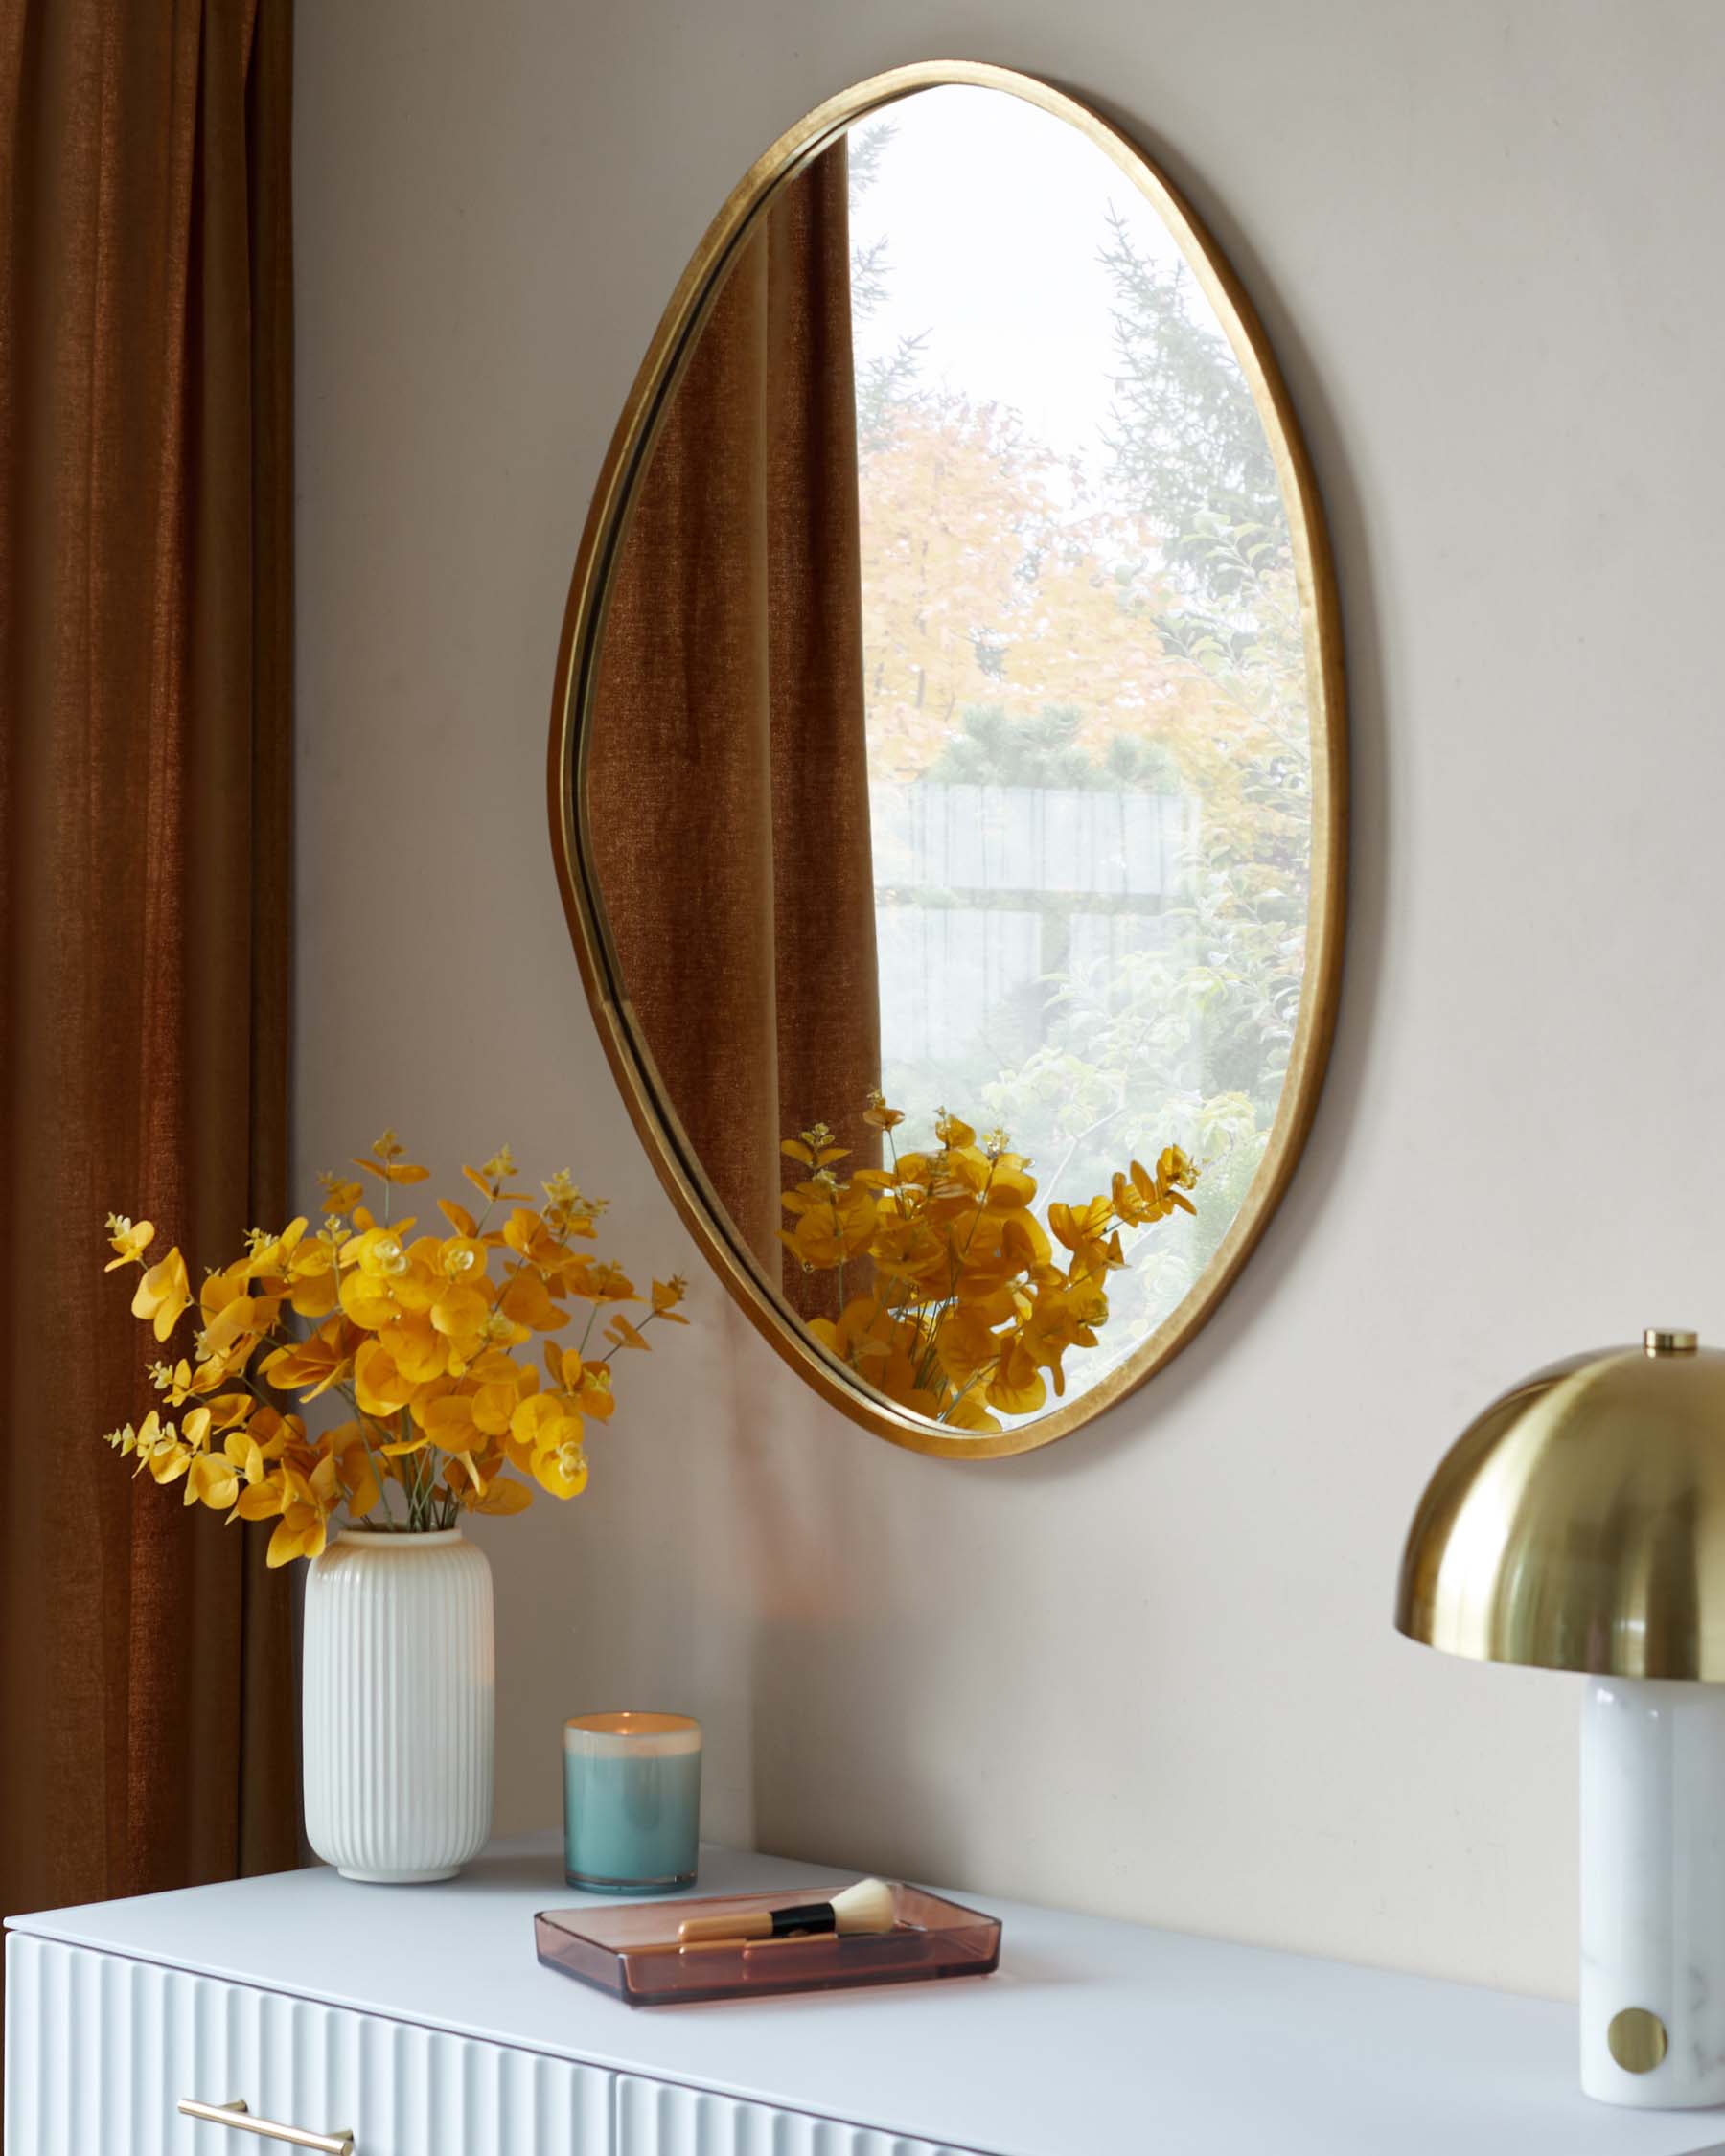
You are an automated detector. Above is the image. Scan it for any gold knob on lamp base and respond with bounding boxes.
[1608,2007,1668,2074]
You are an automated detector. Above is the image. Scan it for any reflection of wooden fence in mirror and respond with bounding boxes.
[868,782,1195,1066]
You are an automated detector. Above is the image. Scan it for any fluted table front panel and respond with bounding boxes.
[616,2076,974,2156]
[303,1531,494,1883]
[3,1937,610,2156]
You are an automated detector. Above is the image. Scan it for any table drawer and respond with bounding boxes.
[616,2074,976,2156]
[6,1937,611,2156]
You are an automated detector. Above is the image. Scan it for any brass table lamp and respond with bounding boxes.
[1395,1329,1725,2109]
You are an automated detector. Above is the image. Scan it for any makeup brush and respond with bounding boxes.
[678,1877,896,1947]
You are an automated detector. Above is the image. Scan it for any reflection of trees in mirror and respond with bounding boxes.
[1098,208,1285,606]
[863,535,1309,1391]
[958,535,1309,1383]
[848,122,929,453]
[842,107,1313,1404]
[926,705,1181,794]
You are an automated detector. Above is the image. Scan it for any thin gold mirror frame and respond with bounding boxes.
[547,59,1347,1461]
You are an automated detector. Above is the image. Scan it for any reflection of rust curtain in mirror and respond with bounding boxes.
[0,0,298,1957]
[587,144,880,1309]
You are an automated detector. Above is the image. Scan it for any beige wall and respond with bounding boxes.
[292,0,1725,1999]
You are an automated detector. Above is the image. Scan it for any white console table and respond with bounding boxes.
[8,1834,1725,2156]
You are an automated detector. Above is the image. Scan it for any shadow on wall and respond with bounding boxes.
[747,1600,985,1889]
[720,1381,960,1876]
[993,81,1388,1485]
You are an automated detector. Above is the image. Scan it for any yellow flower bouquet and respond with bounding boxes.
[780,1094,1198,1431]
[103,1132,689,1565]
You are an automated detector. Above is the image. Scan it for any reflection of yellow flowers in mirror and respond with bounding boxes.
[102,1133,691,1564]
[781,1094,1197,1434]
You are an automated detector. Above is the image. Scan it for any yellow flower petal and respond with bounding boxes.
[354,1338,416,1416]
[131,1248,192,1342]
[474,1476,533,1515]
[185,1453,240,1510]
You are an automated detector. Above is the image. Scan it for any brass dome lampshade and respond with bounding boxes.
[1396,1330,1725,2109]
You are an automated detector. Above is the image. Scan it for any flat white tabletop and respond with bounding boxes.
[10,1834,1725,2156]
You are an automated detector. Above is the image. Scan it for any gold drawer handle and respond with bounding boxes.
[179,2098,354,2156]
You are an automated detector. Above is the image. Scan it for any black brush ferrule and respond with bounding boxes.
[768,1898,837,1938]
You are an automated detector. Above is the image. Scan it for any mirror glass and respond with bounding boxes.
[567,76,1342,1449]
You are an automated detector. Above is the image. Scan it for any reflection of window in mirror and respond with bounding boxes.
[846,88,1307,1388]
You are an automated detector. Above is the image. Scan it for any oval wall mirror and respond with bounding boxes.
[549,62,1346,1456]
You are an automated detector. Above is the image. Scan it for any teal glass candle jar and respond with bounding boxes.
[564,1711,702,1892]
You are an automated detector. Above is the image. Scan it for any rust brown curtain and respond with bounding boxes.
[0,0,298,1946]
[588,144,881,1314]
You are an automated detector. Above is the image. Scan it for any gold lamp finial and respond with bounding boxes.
[1395,1333,1725,1680]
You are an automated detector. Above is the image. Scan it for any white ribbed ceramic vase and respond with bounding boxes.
[303,1528,494,1884]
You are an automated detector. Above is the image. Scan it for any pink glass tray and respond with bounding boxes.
[535,1881,1001,2007]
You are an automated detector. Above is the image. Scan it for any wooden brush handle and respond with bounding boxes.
[631,1931,828,1960]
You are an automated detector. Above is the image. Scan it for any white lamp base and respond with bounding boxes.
[1581,1674,1725,2106]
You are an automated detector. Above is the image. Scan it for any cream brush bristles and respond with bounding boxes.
[677,1877,896,1947]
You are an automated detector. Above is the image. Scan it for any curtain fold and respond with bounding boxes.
[587,143,881,1316]
[0,0,298,1947]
